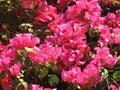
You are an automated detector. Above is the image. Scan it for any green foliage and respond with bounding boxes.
[102,68,109,80]
[16,74,28,90]
[48,74,59,87]
[39,67,48,79]
[17,50,22,56]
[24,47,33,53]
[46,63,57,71]
[113,71,120,80]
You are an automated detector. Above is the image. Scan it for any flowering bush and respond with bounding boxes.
[0,0,120,90]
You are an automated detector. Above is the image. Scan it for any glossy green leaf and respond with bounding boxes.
[113,71,119,80]
[48,74,59,87]
[39,67,48,79]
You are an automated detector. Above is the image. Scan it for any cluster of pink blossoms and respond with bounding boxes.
[0,0,120,89]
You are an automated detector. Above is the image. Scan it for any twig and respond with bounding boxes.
[106,79,110,90]
[111,78,119,87]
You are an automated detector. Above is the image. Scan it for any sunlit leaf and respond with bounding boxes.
[113,71,119,80]
[17,50,22,56]
[25,47,33,53]
[101,68,108,79]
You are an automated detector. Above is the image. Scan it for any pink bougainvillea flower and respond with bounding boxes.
[28,84,43,90]
[9,33,40,50]
[99,26,111,44]
[0,57,11,73]
[1,0,120,89]
[54,22,74,44]
[0,41,5,50]
[92,47,118,68]
[69,38,89,52]
[111,28,120,44]
[72,22,89,38]
[79,63,102,88]
[110,84,118,90]
[104,13,116,27]
[53,22,89,46]
[61,64,102,89]
[104,11,120,28]
[0,75,13,90]
[48,14,65,32]
[28,84,57,90]
[106,52,118,68]
[35,0,57,22]
[59,48,87,69]
[61,66,82,83]
[9,62,21,76]
[44,88,57,90]
[28,44,62,64]
[63,0,87,22]
[84,0,102,28]
[0,47,17,61]
[57,0,73,10]
[59,49,76,68]
[98,25,111,47]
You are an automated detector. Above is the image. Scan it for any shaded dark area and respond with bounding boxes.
[99,1,120,16]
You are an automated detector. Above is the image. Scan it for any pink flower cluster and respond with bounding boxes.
[35,1,57,23]
[19,0,41,9]
[28,43,62,64]
[61,64,101,88]
[28,84,56,90]
[1,0,120,89]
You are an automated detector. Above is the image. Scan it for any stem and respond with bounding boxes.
[111,78,119,87]
[106,79,110,90]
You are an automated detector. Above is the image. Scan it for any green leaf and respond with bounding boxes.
[14,79,20,90]
[45,63,57,71]
[45,63,50,67]
[25,47,33,53]
[39,67,48,79]
[21,81,28,90]
[17,50,22,56]
[19,79,28,90]
[104,69,108,79]
[34,64,41,72]
[101,68,108,79]
[113,71,119,80]
[89,28,99,38]
[48,74,59,87]
[49,63,57,71]
[22,57,31,67]
[24,57,31,66]
[17,75,28,90]
[16,83,22,90]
